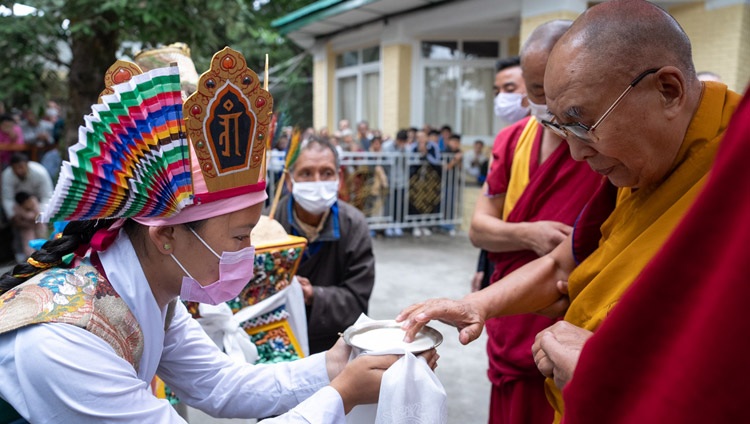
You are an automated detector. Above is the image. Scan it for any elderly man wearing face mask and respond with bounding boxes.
[271,138,375,354]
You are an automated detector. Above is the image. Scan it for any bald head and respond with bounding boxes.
[557,0,695,79]
[520,20,573,106]
[521,20,573,58]
[543,0,704,189]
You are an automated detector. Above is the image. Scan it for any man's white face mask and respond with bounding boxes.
[292,179,339,215]
[494,92,529,123]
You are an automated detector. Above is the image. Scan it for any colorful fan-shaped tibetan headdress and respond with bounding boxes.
[40,47,272,225]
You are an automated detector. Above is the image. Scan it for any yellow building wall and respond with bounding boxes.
[312,57,327,131]
[507,35,520,57]
[327,45,336,131]
[670,2,749,92]
[381,44,412,137]
[519,11,581,46]
[312,44,337,131]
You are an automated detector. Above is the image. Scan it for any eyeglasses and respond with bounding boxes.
[541,68,659,143]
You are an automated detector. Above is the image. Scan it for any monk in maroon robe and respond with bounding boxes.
[470,20,602,424]
[562,89,750,423]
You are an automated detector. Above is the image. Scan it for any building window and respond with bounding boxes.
[421,40,499,141]
[335,47,381,129]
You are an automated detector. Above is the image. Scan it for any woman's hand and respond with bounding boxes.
[324,337,352,381]
[329,349,440,414]
[396,297,486,345]
[329,354,400,413]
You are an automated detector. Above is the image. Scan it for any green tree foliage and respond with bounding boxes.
[0,0,312,145]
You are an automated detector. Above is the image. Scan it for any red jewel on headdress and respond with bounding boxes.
[191,105,202,116]
[222,55,236,70]
[113,68,132,84]
[255,98,266,108]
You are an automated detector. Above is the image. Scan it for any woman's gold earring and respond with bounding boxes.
[163,243,172,251]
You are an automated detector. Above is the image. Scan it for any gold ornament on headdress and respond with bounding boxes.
[183,47,274,195]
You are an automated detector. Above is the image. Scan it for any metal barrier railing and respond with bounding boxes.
[267,151,465,230]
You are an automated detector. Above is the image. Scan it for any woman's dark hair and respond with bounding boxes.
[0,218,208,295]
[0,219,114,294]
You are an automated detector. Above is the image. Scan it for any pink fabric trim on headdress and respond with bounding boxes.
[133,190,267,226]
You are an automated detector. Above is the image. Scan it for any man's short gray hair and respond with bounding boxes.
[289,136,341,172]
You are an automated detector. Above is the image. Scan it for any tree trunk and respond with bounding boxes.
[64,24,118,147]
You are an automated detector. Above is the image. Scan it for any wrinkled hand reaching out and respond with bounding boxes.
[532,321,592,389]
[396,298,485,345]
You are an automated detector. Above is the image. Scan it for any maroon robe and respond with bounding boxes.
[484,117,602,424]
[563,91,750,423]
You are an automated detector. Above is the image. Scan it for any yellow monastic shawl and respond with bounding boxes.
[546,82,741,421]
[503,117,540,220]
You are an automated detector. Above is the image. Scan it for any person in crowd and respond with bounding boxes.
[10,191,47,258]
[2,153,53,263]
[20,109,54,150]
[365,136,389,235]
[271,138,375,354]
[340,131,360,152]
[441,134,463,237]
[357,120,372,151]
[382,129,409,237]
[562,89,749,424]
[493,56,529,124]
[406,126,417,147]
[438,125,453,152]
[464,140,489,185]
[696,70,722,83]
[409,130,441,237]
[0,114,25,170]
[20,108,60,180]
[416,130,441,168]
[43,101,65,145]
[469,20,602,424]
[337,119,350,133]
[398,0,739,421]
[0,53,435,423]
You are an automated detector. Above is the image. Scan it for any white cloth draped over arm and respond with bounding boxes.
[0,305,346,423]
[157,302,345,422]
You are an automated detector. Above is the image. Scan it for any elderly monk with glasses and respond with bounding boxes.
[398,0,742,422]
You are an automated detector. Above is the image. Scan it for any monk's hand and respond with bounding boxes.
[396,297,485,345]
[535,280,570,318]
[523,221,572,257]
[532,321,592,389]
[330,354,400,414]
[325,337,352,381]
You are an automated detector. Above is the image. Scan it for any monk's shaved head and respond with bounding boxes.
[543,0,704,189]
[521,20,572,58]
[555,0,695,79]
[520,20,572,105]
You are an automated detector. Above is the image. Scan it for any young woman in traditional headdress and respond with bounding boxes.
[0,48,437,423]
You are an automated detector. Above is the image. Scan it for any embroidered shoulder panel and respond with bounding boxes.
[0,264,144,372]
